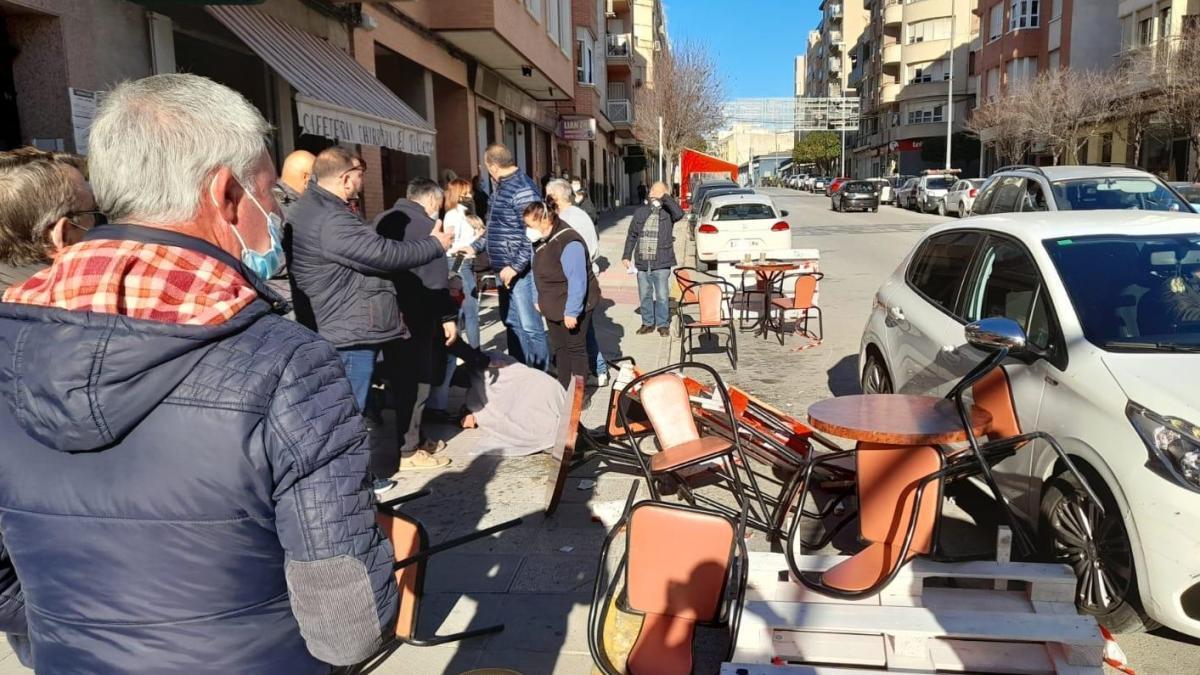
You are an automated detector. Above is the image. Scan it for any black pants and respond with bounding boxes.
[547,310,592,389]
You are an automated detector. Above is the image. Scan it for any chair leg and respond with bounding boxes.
[404,623,505,647]
[774,305,785,346]
[816,307,824,342]
[728,322,738,370]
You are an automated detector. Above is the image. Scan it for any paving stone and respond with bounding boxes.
[508,554,597,594]
[423,552,526,594]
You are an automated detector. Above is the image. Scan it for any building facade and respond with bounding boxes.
[806,0,870,100]
[852,0,977,177]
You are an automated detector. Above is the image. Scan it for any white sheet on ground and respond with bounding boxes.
[465,353,567,457]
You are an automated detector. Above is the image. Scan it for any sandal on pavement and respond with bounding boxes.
[400,449,451,471]
[419,439,448,454]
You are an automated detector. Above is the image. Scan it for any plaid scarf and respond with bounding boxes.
[637,208,661,263]
[4,239,256,326]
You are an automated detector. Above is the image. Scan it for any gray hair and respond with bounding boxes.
[545,178,574,205]
[406,177,444,204]
[89,73,271,225]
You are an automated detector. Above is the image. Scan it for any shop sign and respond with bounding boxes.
[887,139,924,153]
[557,116,596,141]
[298,97,434,157]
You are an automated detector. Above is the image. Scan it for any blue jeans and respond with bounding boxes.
[338,348,378,412]
[586,317,608,376]
[499,271,548,370]
[637,268,672,328]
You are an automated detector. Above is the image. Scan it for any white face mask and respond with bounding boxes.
[525,226,543,244]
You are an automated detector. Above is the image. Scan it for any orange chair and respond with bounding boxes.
[349,497,523,672]
[588,483,748,675]
[618,362,774,536]
[672,267,732,336]
[769,272,824,346]
[679,281,738,369]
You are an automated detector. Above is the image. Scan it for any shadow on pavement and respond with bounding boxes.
[826,355,861,397]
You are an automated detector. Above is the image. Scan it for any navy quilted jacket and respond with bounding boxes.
[0,226,397,674]
[477,170,542,273]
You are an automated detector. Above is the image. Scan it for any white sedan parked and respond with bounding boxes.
[695,193,791,267]
[945,178,985,217]
[859,211,1200,637]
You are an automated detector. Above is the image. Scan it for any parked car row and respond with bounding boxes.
[688,177,792,270]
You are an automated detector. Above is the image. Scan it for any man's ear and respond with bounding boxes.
[208,166,242,224]
[47,217,71,254]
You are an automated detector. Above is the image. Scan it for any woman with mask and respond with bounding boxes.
[442,178,480,347]
[522,199,598,389]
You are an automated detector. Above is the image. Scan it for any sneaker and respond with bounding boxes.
[595,372,609,387]
[371,477,397,495]
[636,325,655,335]
[658,327,670,337]
[419,439,448,454]
[400,449,451,471]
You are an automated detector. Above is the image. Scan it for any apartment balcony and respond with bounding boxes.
[607,33,633,61]
[905,39,952,64]
[608,98,633,126]
[829,30,844,48]
[883,1,902,27]
[882,41,901,67]
[829,57,843,73]
[828,3,844,20]
[881,80,901,103]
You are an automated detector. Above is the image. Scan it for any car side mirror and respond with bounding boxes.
[1170,203,1181,212]
[780,210,789,217]
[965,317,1028,354]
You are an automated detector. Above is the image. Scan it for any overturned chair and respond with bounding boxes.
[588,483,748,675]
[347,492,523,673]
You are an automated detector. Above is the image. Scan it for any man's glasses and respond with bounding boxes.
[66,210,107,232]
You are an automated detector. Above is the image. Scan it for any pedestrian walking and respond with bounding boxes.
[462,143,549,369]
[546,179,609,386]
[289,146,452,491]
[0,73,400,674]
[374,178,456,471]
[0,148,96,294]
[524,199,599,389]
[622,181,683,336]
[572,177,599,223]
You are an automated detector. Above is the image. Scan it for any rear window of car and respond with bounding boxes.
[1050,177,1192,212]
[906,231,983,314]
[713,203,776,220]
[925,177,955,189]
[845,182,875,193]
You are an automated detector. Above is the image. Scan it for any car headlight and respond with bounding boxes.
[1128,402,1200,493]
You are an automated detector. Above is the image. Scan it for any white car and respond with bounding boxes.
[695,193,791,267]
[864,178,894,204]
[945,178,986,217]
[859,211,1200,637]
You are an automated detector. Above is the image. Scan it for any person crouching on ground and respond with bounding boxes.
[523,199,598,389]
[622,181,684,336]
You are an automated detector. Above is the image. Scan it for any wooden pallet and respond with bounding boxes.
[723,536,1102,675]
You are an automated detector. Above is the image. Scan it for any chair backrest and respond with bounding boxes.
[608,365,652,438]
[546,376,586,514]
[792,274,818,308]
[972,367,1021,441]
[375,511,427,639]
[640,374,701,450]
[675,269,700,305]
[626,503,734,621]
[697,283,723,324]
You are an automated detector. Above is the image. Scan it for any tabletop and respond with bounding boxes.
[807,394,992,446]
[734,261,799,274]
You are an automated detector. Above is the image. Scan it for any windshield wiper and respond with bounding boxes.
[1103,340,1200,352]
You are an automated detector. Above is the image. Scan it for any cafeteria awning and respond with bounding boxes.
[207,5,435,156]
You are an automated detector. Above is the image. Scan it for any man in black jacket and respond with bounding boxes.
[289,147,453,491]
[622,181,684,336]
[374,178,456,471]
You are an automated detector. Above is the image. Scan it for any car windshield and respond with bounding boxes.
[1045,233,1200,351]
[1050,177,1192,212]
[926,177,955,189]
[713,203,775,220]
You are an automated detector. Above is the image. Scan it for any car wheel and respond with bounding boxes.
[937,200,947,217]
[1040,471,1159,634]
[860,351,893,395]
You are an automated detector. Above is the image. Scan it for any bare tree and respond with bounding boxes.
[634,40,727,182]
[966,97,1030,167]
[1156,30,1200,179]
[1112,46,1160,167]
[1021,69,1119,165]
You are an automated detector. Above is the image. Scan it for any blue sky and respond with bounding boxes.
[663,0,823,99]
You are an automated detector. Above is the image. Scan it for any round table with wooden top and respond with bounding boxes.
[802,394,993,594]
[734,261,798,338]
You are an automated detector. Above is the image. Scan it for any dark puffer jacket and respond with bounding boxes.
[289,183,444,348]
[0,225,398,674]
[475,170,541,273]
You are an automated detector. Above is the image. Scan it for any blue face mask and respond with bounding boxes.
[227,183,285,281]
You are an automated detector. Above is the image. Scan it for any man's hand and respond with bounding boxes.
[564,316,578,330]
[499,266,518,287]
[431,219,454,250]
[442,320,458,346]
[621,259,632,269]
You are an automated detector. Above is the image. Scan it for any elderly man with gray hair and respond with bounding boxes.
[546,178,609,386]
[0,73,398,673]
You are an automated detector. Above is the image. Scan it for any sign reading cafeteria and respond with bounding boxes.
[298,99,435,157]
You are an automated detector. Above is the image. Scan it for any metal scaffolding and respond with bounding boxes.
[722,97,860,133]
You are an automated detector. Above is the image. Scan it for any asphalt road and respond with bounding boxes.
[745,187,1200,675]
